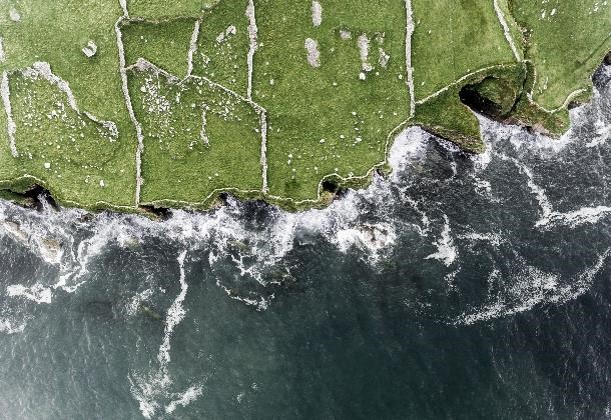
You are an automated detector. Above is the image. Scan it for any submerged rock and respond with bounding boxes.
[138,303,162,321]
[1,220,29,243]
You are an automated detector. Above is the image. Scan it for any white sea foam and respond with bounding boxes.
[387,127,430,177]
[0,55,610,420]
[471,176,493,198]
[158,251,188,366]
[405,196,431,237]
[7,283,52,304]
[335,223,397,262]
[126,288,155,317]
[505,153,553,218]
[425,215,457,267]
[454,248,611,325]
[0,318,26,334]
[0,125,432,315]
[537,205,611,229]
[0,104,607,335]
[478,114,574,156]
[165,385,204,414]
[496,151,611,230]
[129,251,204,419]
[458,231,503,248]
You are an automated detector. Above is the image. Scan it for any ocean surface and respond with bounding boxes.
[3,68,611,419]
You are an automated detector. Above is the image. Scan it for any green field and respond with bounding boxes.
[0,0,609,211]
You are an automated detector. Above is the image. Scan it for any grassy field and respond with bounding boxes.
[122,18,197,77]
[0,0,609,211]
[0,0,137,209]
[192,0,251,97]
[254,0,409,201]
[128,65,263,207]
[127,0,217,20]
[412,0,517,100]
[511,0,611,111]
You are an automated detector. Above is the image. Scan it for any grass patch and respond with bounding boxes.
[0,0,609,211]
[122,18,197,77]
[8,70,136,207]
[127,0,217,19]
[254,0,409,200]
[511,0,611,110]
[128,65,263,205]
[192,0,250,97]
[412,0,517,100]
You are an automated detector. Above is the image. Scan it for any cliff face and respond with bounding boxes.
[0,0,608,212]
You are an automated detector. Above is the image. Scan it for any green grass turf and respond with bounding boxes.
[127,0,217,20]
[7,68,136,207]
[122,18,197,78]
[192,0,251,98]
[128,65,263,206]
[510,0,611,110]
[0,0,137,209]
[0,0,609,211]
[254,0,409,201]
[412,0,517,101]
[1,0,129,123]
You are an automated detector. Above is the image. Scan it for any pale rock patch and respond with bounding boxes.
[304,38,321,68]
[357,34,373,72]
[216,25,237,44]
[1,71,18,157]
[339,29,352,40]
[200,109,209,145]
[246,0,258,100]
[187,20,201,76]
[9,8,21,22]
[82,40,98,58]
[311,1,323,27]
[0,37,5,62]
[378,48,390,68]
